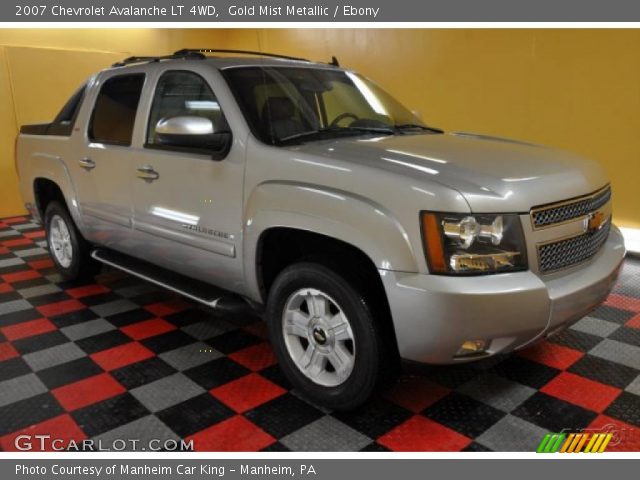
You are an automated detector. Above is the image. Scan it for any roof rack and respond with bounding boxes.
[172,48,311,63]
[112,49,339,68]
[111,51,206,67]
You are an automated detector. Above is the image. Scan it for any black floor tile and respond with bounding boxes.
[111,357,177,390]
[184,357,250,391]
[37,357,104,390]
[422,392,506,438]
[568,354,638,389]
[157,393,235,438]
[244,394,324,439]
[512,392,598,432]
[72,393,149,437]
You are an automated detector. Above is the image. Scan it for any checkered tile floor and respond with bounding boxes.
[1,215,640,452]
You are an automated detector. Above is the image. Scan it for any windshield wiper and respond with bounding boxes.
[278,126,393,144]
[394,123,444,134]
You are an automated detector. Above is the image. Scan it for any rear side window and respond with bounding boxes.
[89,74,145,146]
[48,84,86,135]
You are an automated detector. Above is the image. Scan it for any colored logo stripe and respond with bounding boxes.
[537,432,613,453]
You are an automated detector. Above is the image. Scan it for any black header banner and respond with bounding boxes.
[4,0,640,22]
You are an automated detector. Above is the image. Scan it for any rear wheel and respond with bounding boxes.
[44,202,101,281]
[267,262,397,410]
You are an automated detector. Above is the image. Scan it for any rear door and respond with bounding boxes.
[72,72,146,249]
[130,67,245,290]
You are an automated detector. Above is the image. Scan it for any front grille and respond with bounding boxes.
[531,186,611,228]
[538,220,611,273]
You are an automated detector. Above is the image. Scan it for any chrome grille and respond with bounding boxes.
[538,220,611,273]
[531,186,611,228]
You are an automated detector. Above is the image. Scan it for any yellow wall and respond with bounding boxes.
[0,29,226,217]
[1,29,638,228]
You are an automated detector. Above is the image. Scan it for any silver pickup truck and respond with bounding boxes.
[15,49,626,410]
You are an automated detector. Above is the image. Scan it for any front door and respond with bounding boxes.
[130,69,245,291]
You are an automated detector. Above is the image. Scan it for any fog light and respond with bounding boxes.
[455,340,490,357]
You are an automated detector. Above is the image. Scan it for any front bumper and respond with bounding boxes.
[381,225,626,364]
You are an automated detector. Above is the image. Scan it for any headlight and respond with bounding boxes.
[421,212,527,275]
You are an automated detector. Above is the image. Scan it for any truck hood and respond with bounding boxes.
[292,132,608,212]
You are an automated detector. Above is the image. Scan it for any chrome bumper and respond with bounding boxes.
[382,225,625,364]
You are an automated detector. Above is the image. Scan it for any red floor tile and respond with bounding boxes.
[186,415,275,451]
[626,313,640,330]
[0,342,18,361]
[1,318,56,341]
[541,371,621,412]
[605,294,640,313]
[518,342,584,370]
[66,284,110,299]
[3,216,28,224]
[23,230,45,239]
[1,269,41,283]
[2,238,33,248]
[228,343,277,372]
[378,415,471,451]
[0,246,9,255]
[210,373,286,413]
[242,322,269,339]
[90,342,155,371]
[0,414,87,451]
[121,318,177,340]
[385,377,450,413]
[0,283,13,294]
[36,299,85,317]
[52,373,126,411]
[144,299,190,317]
[28,258,54,270]
[588,414,640,451]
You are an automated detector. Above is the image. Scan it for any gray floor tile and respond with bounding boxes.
[458,373,536,412]
[90,299,138,318]
[590,339,640,370]
[93,415,181,450]
[158,342,221,371]
[17,284,62,299]
[61,318,116,341]
[131,373,204,412]
[281,416,371,451]
[476,415,548,452]
[0,373,48,408]
[571,316,620,338]
[23,342,86,371]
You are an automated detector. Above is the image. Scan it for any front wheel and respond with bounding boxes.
[45,201,101,281]
[267,262,395,410]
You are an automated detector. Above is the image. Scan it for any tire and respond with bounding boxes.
[44,201,101,281]
[266,262,397,410]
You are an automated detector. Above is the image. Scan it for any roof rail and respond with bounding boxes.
[172,48,311,63]
[111,51,205,67]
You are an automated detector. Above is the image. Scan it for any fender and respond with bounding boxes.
[243,181,418,303]
[28,150,84,231]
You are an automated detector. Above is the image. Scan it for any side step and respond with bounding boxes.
[91,248,235,309]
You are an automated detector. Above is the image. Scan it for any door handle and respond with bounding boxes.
[136,165,160,181]
[79,157,96,170]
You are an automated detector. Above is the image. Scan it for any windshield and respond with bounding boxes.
[222,66,437,145]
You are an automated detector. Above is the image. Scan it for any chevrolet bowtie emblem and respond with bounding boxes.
[586,211,606,233]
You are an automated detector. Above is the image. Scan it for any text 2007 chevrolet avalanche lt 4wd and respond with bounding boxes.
[15,49,626,410]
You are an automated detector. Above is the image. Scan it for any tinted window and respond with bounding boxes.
[147,71,228,147]
[89,74,144,146]
[222,67,425,145]
[54,84,86,125]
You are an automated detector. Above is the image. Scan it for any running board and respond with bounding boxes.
[91,248,232,309]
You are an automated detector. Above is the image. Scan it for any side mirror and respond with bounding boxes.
[155,115,230,151]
